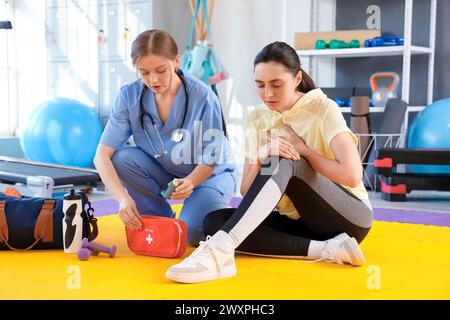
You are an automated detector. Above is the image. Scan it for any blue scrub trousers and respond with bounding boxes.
[111,147,235,246]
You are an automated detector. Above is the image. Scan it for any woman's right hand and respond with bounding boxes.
[257,134,301,164]
[118,195,142,230]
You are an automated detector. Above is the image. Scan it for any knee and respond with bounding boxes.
[290,157,314,178]
[262,157,311,179]
[292,157,311,170]
[263,157,309,169]
[111,148,134,173]
[261,156,281,166]
[260,156,291,176]
[111,147,150,177]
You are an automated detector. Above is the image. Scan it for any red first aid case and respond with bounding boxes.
[125,215,188,258]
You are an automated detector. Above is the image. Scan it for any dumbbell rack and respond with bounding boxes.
[294,0,437,146]
[296,0,436,106]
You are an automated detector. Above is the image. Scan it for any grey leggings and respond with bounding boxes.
[203,157,373,257]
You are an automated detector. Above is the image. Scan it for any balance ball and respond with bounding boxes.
[21,98,102,168]
[406,97,450,174]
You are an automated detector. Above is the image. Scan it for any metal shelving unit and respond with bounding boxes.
[297,45,432,59]
[296,0,436,108]
[294,0,436,153]
[290,0,437,190]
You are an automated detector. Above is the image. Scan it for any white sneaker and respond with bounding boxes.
[314,237,366,266]
[165,236,237,283]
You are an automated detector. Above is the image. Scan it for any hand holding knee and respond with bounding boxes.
[258,135,300,164]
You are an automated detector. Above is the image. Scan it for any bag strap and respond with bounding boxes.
[79,192,99,242]
[210,84,228,137]
[86,204,98,242]
[34,200,55,243]
[187,0,201,49]
[201,0,213,43]
[0,201,8,243]
[0,199,55,251]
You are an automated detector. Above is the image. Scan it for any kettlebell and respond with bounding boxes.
[370,72,400,108]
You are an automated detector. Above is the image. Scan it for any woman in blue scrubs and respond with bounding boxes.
[94,29,237,245]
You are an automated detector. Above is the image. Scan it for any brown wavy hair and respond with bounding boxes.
[131,29,178,66]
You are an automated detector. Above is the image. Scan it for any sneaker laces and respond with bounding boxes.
[184,236,224,276]
[309,240,346,264]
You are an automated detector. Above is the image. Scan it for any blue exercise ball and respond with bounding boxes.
[21,98,102,168]
[406,97,450,174]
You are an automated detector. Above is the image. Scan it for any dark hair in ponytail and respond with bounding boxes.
[254,41,315,93]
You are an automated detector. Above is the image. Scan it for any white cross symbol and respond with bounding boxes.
[146,234,153,244]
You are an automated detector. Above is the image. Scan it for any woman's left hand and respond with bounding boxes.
[281,124,308,155]
[171,178,195,200]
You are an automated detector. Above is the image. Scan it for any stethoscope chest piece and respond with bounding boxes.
[139,70,188,158]
[171,129,184,143]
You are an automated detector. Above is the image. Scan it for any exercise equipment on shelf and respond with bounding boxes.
[315,39,360,49]
[370,72,400,108]
[0,20,12,29]
[364,35,404,47]
[350,96,371,163]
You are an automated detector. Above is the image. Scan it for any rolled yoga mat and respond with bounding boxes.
[350,96,371,162]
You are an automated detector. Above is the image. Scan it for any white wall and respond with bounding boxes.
[154,0,336,189]
[0,1,16,135]
[12,0,48,136]
[4,0,337,184]
[210,0,308,178]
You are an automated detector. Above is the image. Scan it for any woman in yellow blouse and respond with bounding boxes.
[166,41,373,284]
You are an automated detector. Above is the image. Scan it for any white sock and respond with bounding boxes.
[307,240,326,260]
[209,230,238,253]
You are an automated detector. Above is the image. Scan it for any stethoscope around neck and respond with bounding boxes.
[139,69,188,158]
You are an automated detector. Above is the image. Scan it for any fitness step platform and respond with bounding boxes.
[375,148,450,201]
[379,174,450,201]
[375,148,450,176]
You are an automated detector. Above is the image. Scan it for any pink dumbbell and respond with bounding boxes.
[81,237,116,258]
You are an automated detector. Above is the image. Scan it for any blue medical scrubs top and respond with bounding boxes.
[100,73,237,195]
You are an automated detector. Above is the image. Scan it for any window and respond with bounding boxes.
[0,0,15,136]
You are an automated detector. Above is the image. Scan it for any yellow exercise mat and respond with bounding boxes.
[0,211,449,300]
